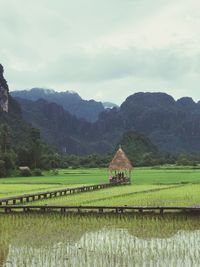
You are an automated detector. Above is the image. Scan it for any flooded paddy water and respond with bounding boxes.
[0,214,199,267]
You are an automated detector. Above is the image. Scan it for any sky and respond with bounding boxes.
[1,0,200,104]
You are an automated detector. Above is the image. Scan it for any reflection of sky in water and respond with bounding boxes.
[5,229,200,267]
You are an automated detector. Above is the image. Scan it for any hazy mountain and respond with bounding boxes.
[11,88,104,122]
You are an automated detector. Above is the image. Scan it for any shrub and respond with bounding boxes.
[72,165,80,169]
[32,168,43,176]
[19,167,32,177]
[50,169,59,176]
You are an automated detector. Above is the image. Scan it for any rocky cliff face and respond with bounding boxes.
[0,64,9,112]
[0,65,38,150]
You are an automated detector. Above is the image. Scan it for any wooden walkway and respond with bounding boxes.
[0,182,198,215]
[0,205,200,214]
[0,183,124,205]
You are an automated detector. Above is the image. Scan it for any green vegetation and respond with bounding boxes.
[29,184,170,206]
[0,167,200,265]
[1,167,200,185]
[30,183,200,207]
[0,169,107,185]
[0,214,199,266]
[0,184,87,198]
[0,123,60,176]
[85,184,200,207]
[118,130,159,166]
[1,168,199,206]
[0,168,200,205]
[2,119,200,178]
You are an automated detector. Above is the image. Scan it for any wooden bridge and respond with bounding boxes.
[0,205,200,214]
[0,183,122,205]
[0,182,199,215]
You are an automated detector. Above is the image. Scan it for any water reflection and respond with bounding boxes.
[0,214,200,267]
[4,228,200,267]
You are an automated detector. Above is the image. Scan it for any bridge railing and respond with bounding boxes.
[0,182,125,205]
[0,205,199,214]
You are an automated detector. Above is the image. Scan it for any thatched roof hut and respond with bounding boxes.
[109,147,133,171]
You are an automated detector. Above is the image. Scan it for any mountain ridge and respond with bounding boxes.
[7,78,200,155]
[11,88,105,122]
[16,90,200,155]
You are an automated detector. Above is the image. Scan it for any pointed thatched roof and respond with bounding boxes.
[109,147,133,171]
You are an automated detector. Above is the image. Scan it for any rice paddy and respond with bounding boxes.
[0,214,200,267]
[0,184,88,198]
[29,184,184,206]
[1,167,200,186]
[0,167,200,266]
[8,167,198,207]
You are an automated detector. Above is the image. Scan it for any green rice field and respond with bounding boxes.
[0,167,200,266]
[0,168,200,206]
[0,167,200,185]
[1,167,200,206]
[0,184,88,198]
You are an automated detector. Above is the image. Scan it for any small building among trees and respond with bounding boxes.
[109,146,133,184]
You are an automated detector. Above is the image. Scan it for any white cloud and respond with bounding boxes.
[1,0,200,103]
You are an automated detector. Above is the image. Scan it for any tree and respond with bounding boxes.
[1,151,16,170]
[0,124,11,153]
[176,154,192,166]
[16,146,31,166]
[117,130,158,166]
[29,128,43,168]
[0,160,6,177]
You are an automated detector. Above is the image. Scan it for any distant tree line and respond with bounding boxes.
[0,124,59,177]
[0,123,200,177]
[0,123,113,177]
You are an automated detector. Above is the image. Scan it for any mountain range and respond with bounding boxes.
[11,88,106,122]
[2,64,200,156]
[0,65,157,159]
[11,87,200,155]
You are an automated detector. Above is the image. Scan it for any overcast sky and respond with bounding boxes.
[1,0,200,104]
